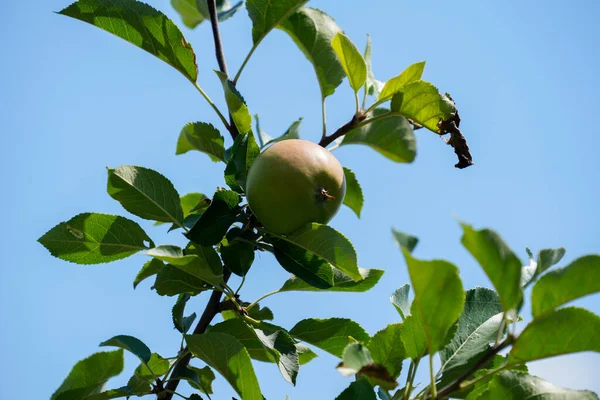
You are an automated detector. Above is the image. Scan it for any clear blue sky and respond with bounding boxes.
[2,0,599,398]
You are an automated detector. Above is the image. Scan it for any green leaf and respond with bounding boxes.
[272,238,335,289]
[363,34,382,99]
[278,7,345,98]
[335,379,377,400]
[187,365,216,394]
[171,0,241,29]
[279,267,384,293]
[152,264,210,296]
[509,307,600,365]
[531,255,600,318]
[537,248,566,274]
[59,0,197,82]
[368,323,406,379]
[289,318,370,358]
[341,108,416,163]
[38,213,152,265]
[254,114,273,147]
[400,314,427,360]
[461,224,522,312]
[390,80,456,133]
[208,319,273,362]
[220,228,257,276]
[186,189,242,246]
[296,343,318,365]
[224,131,260,193]
[99,335,151,364]
[278,223,362,281]
[262,118,303,147]
[51,350,124,400]
[176,122,225,162]
[133,258,164,289]
[392,229,419,253]
[477,371,599,400]
[331,33,367,92]
[338,343,397,390]
[439,287,503,374]
[107,165,183,225]
[135,353,170,379]
[155,192,209,229]
[172,294,196,333]
[255,327,299,384]
[390,284,411,320]
[186,333,262,399]
[246,0,307,44]
[379,61,426,101]
[215,70,252,134]
[342,167,364,218]
[147,245,223,286]
[403,248,465,353]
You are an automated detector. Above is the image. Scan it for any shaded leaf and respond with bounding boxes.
[221,228,257,276]
[290,318,370,358]
[363,34,381,99]
[390,80,456,133]
[403,248,464,353]
[537,248,566,275]
[176,122,225,162]
[99,335,151,364]
[461,224,522,312]
[187,365,216,394]
[342,167,364,218]
[107,165,183,224]
[38,213,152,265]
[278,7,345,98]
[172,294,197,333]
[215,71,252,134]
[262,118,303,147]
[331,33,367,92]
[278,223,362,281]
[439,287,503,374]
[296,343,318,365]
[186,189,242,246]
[335,379,377,400]
[135,353,170,379]
[186,333,262,399]
[342,108,416,163]
[272,238,335,289]
[172,0,241,29]
[152,264,210,296]
[509,307,600,365]
[368,323,406,379]
[246,0,307,44]
[133,259,164,289]
[477,371,598,400]
[380,61,426,101]
[392,229,419,253]
[59,0,197,82]
[147,245,223,286]
[279,267,384,293]
[338,343,397,390]
[224,131,260,193]
[532,255,600,318]
[51,350,124,400]
[390,284,411,320]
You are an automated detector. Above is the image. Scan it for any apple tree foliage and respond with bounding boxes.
[38,0,600,399]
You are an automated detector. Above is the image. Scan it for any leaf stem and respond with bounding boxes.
[246,290,281,311]
[403,361,415,400]
[354,91,361,116]
[193,82,231,131]
[429,354,437,399]
[233,44,258,85]
[321,97,328,141]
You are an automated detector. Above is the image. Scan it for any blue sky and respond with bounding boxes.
[1,0,599,398]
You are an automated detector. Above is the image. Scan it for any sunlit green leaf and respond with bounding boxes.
[290,318,370,358]
[368,323,406,379]
[147,245,223,286]
[331,33,367,92]
[278,7,345,98]
[59,0,198,82]
[532,255,600,318]
[215,71,252,134]
[380,61,426,101]
[246,0,307,44]
[39,213,152,265]
[152,264,210,296]
[279,267,384,293]
[176,122,225,162]
[342,167,364,218]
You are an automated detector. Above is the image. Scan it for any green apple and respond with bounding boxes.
[246,139,346,235]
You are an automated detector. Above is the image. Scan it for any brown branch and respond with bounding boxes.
[163,271,232,399]
[206,0,238,140]
[431,336,514,399]
[318,115,363,148]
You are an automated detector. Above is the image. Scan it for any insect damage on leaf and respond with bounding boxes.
[438,94,473,169]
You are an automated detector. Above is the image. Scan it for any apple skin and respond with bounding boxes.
[246,139,346,235]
